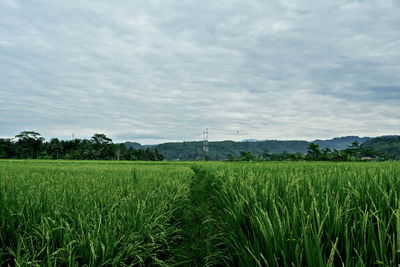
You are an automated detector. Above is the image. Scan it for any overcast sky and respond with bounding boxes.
[1,0,399,144]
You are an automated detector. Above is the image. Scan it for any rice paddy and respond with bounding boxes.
[1,160,400,266]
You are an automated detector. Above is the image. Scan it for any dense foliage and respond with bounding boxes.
[361,136,400,160]
[126,136,379,161]
[227,141,385,161]
[0,131,164,161]
[152,140,310,160]
[313,136,371,150]
[2,131,397,161]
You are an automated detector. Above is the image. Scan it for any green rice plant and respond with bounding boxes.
[2,160,400,266]
[195,162,400,266]
[0,161,193,266]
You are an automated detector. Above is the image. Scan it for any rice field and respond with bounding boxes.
[1,160,400,266]
[196,162,400,266]
[0,161,193,266]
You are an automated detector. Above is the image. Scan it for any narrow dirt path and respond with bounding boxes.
[173,166,220,266]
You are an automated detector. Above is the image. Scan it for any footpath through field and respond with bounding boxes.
[173,165,222,267]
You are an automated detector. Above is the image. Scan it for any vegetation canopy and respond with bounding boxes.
[0,131,164,161]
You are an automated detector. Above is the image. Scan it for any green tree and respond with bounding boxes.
[91,133,113,159]
[14,131,45,159]
[91,133,112,144]
[343,141,361,161]
[0,138,14,158]
[239,151,255,161]
[306,143,321,161]
[332,149,345,161]
[321,147,332,161]
[262,148,271,161]
[226,153,236,161]
[47,138,62,159]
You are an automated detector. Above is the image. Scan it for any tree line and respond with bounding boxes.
[0,131,164,161]
[226,141,385,162]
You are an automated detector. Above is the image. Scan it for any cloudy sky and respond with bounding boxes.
[0,0,399,144]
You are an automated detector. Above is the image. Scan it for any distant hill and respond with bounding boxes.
[124,136,381,160]
[124,142,142,150]
[153,140,309,160]
[361,136,400,160]
[313,136,370,150]
[241,139,260,143]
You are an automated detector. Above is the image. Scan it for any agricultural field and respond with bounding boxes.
[0,161,193,266]
[1,160,400,266]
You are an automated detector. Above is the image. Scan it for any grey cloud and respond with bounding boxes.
[367,86,400,100]
[0,0,399,143]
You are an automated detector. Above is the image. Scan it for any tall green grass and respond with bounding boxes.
[195,162,400,266]
[0,161,192,266]
[2,160,400,266]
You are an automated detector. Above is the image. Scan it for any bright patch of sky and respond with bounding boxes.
[1,0,399,144]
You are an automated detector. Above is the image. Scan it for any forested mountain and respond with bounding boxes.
[126,136,375,160]
[153,140,309,160]
[314,136,370,150]
[124,142,143,150]
[2,132,399,161]
[361,136,400,160]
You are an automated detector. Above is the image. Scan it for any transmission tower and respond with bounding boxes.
[203,128,209,152]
